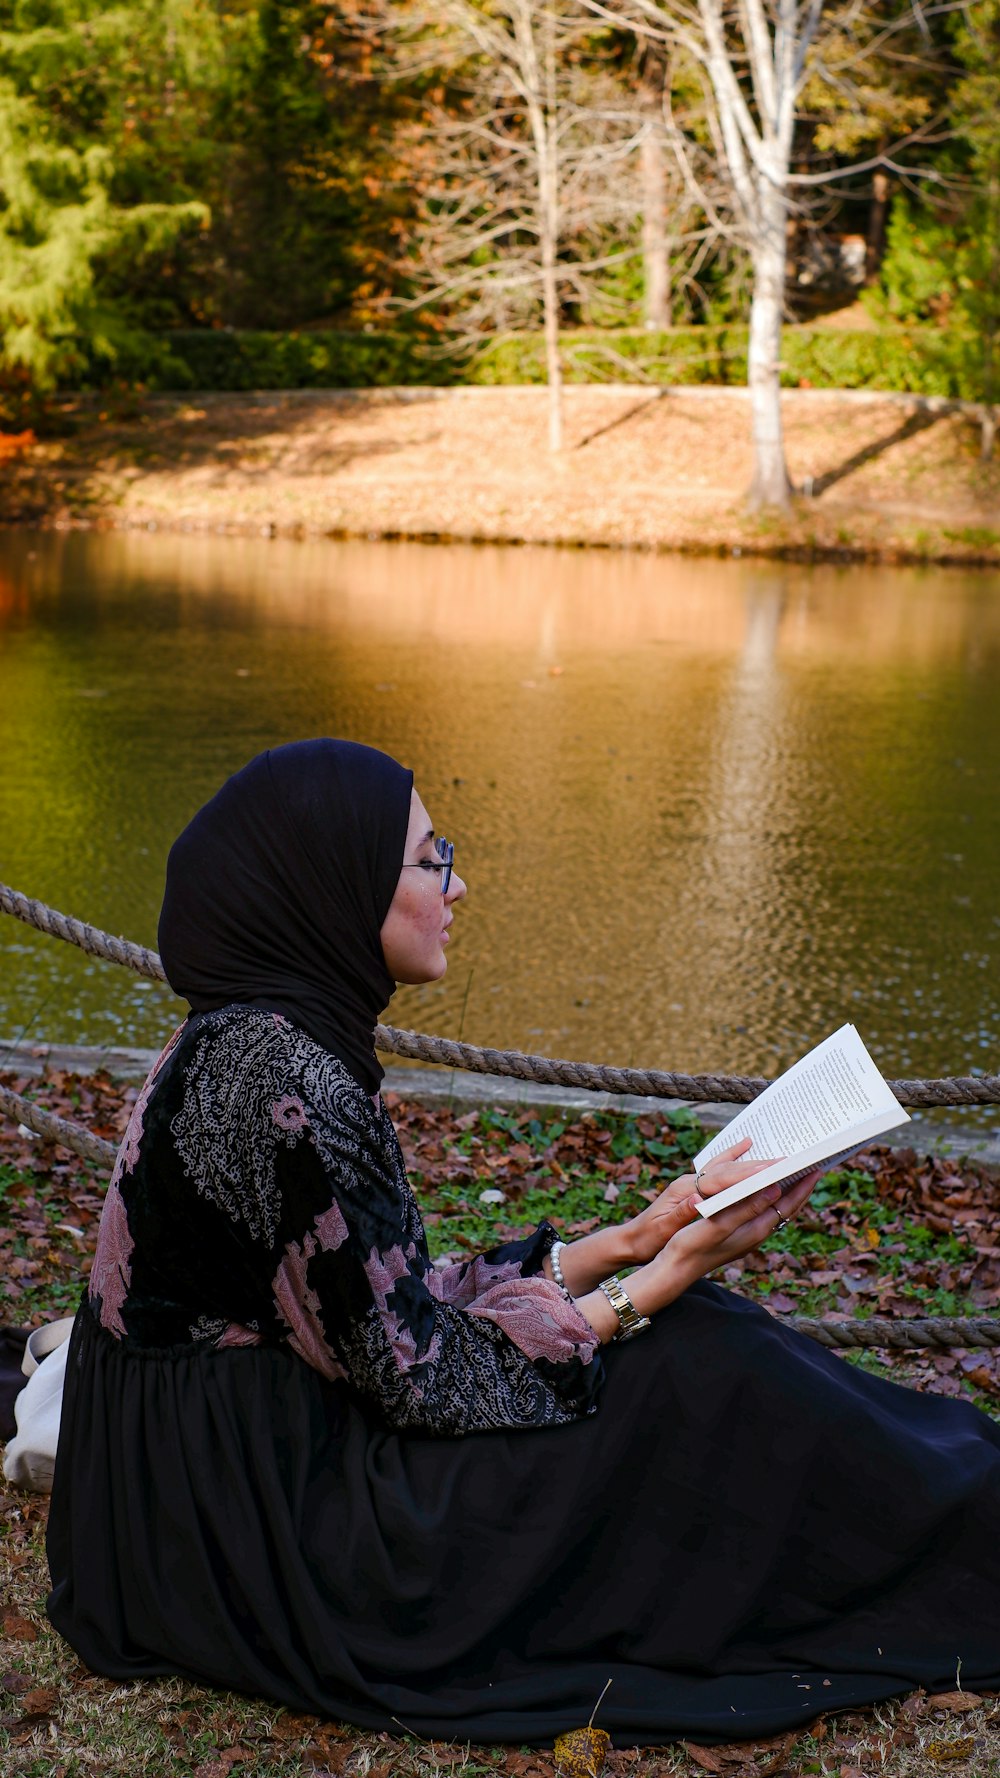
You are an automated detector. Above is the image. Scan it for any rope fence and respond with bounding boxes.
[2,880,998,1354]
[4,883,1000,1109]
[0,1080,116,1170]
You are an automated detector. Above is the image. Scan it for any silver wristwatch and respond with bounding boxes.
[597,1274,652,1341]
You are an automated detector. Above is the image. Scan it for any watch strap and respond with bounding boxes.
[597,1274,652,1341]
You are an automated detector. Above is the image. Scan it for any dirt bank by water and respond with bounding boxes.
[3,384,999,564]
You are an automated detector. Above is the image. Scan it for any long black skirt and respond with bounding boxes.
[46,1283,1000,1748]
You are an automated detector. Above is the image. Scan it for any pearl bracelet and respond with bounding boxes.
[549,1240,574,1300]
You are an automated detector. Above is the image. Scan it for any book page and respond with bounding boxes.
[690,1025,909,1218]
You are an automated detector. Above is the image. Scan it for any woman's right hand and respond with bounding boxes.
[574,1168,820,1342]
[642,1167,820,1306]
[625,1136,777,1264]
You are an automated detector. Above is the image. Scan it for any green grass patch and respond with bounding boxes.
[942,524,1000,550]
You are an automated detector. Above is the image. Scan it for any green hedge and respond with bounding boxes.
[471,326,963,396]
[73,322,967,398]
[135,329,434,391]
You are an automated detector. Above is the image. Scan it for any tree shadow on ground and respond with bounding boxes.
[572,391,665,452]
[810,407,943,496]
[0,389,446,522]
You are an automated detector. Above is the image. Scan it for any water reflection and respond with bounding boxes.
[0,530,998,1107]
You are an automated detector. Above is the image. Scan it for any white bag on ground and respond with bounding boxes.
[3,1315,76,1493]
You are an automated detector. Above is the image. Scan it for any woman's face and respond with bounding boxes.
[380,789,467,985]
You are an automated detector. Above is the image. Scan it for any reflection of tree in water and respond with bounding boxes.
[1,533,999,1085]
[688,573,817,1073]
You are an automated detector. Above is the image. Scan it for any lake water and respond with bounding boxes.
[1,528,998,1116]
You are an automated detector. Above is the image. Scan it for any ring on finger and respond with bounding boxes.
[774,1210,789,1230]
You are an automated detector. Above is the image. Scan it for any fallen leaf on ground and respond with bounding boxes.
[1,1615,38,1642]
[927,1735,977,1761]
[926,1691,982,1711]
[305,1746,351,1775]
[554,1725,611,1775]
[21,1685,59,1717]
[680,1745,724,1773]
[757,1732,798,1775]
[272,1710,321,1740]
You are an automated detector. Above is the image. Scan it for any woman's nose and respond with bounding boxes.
[446,871,467,904]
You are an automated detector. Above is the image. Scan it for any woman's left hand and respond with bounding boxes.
[625,1137,779,1265]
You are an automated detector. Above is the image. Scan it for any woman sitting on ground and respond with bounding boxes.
[47,739,1000,1749]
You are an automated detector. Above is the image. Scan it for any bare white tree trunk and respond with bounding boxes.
[541,17,564,450]
[540,177,565,450]
[621,0,824,508]
[747,171,791,507]
[641,122,670,328]
[695,0,803,507]
[520,0,564,451]
[639,50,670,328]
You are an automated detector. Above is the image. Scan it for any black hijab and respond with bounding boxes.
[158,739,414,1093]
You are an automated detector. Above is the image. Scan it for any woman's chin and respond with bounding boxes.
[395,953,448,987]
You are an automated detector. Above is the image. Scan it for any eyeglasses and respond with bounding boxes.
[402,836,454,895]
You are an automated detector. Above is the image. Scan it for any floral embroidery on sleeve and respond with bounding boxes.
[364,1243,443,1379]
[217,1322,265,1349]
[90,1023,185,1338]
[315,1201,349,1252]
[467,1279,599,1364]
[89,1179,134,1338]
[273,1230,348,1382]
[427,1254,526,1308]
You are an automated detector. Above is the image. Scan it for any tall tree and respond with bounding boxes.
[796,0,954,288]
[0,0,414,393]
[388,0,641,450]
[592,0,964,507]
[204,0,391,328]
[857,4,998,453]
[952,0,1000,453]
[664,0,822,507]
[0,0,206,389]
[638,44,672,326]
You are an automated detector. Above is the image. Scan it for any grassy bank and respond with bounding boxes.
[3,1071,1000,1774]
[1,386,998,566]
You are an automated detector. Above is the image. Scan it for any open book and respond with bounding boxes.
[691,1024,909,1219]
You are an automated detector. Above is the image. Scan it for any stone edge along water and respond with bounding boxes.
[2,1039,999,1170]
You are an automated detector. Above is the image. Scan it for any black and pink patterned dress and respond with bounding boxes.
[83,1005,601,1433]
[46,1007,1000,1747]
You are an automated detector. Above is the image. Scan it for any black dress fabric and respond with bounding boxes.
[46,1007,1000,1748]
[0,1327,29,1441]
